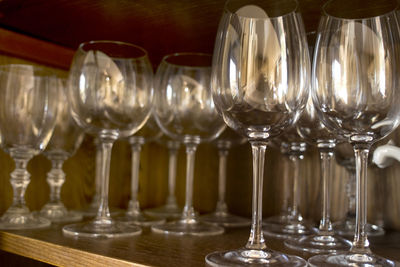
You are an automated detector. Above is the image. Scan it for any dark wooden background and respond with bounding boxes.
[0,0,397,232]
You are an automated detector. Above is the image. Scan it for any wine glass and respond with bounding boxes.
[63,40,154,238]
[206,0,310,265]
[80,138,122,217]
[144,138,182,219]
[152,52,226,236]
[284,89,352,253]
[116,115,165,226]
[200,127,251,227]
[0,64,60,229]
[334,142,385,237]
[308,0,400,265]
[263,139,315,240]
[38,78,85,223]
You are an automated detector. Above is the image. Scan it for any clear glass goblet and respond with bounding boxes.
[284,87,352,254]
[0,64,60,230]
[152,52,226,236]
[206,0,310,265]
[333,142,385,237]
[116,116,165,226]
[39,78,85,223]
[63,40,154,238]
[144,138,182,219]
[309,0,400,265]
[200,127,251,227]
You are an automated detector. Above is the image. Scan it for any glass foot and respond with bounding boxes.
[144,204,182,219]
[116,212,165,227]
[206,247,307,266]
[0,210,51,230]
[263,221,315,239]
[36,204,82,223]
[151,219,224,236]
[200,212,251,227]
[62,220,142,238]
[308,252,398,266]
[80,206,122,218]
[333,220,385,237]
[284,234,352,254]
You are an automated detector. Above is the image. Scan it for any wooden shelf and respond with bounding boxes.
[0,223,399,266]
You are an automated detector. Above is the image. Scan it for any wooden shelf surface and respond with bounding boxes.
[0,222,399,267]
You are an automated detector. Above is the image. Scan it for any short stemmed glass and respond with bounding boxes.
[145,139,182,219]
[152,52,226,236]
[39,79,85,223]
[200,128,250,227]
[206,0,310,265]
[284,92,352,253]
[0,64,60,229]
[309,0,400,265]
[334,142,385,237]
[263,140,315,239]
[116,116,165,226]
[63,40,154,238]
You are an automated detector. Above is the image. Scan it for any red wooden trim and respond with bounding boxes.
[0,28,74,70]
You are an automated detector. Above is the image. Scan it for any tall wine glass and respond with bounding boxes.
[39,78,85,223]
[334,142,385,237]
[206,0,310,265]
[152,52,226,236]
[309,0,400,265]
[200,127,251,227]
[0,64,59,229]
[144,139,182,219]
[63,40,154,238]
[116,115,165,226]
[284,89,352,253]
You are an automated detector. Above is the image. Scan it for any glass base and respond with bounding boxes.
[116,212,165,227]
[333,220,385,237]
[151,218,224,236]
[36,204,82,223]
[0,210,51,230]
[144,204,182,219]
[80,206,122,218]
[200,212,251,227]
[205,247,307,266]
[284,234,352,254]
[308,252,398,266]
[263,221,315,239]
[62,219,142,238]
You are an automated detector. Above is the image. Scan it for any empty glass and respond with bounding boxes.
[0,64,60,229]
[39,78,85,223]
[309,0,400,265]
[152,52,225,236]
[63,40,154,238]
[206,0,310,265]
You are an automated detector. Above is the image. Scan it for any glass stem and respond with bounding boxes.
[181,140,199,221]
[90,138,102,209]
[94,136,116,224]
[216,141,230,214]
[246,141,267,250]
[281,156,290,215]
[351,143,371,253]
[47,158,66,204]
[289,154,302,221]
[9,151,33,212]
[317,143,335,234]
[346,168,357,220]
[127,136,145,215]
[166,141,180,206]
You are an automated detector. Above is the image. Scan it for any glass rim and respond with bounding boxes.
[161,52,212,69]
[322,0,399,21]
[0,64,56,77]
[78,40,149,60]
[224,0,299,20]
